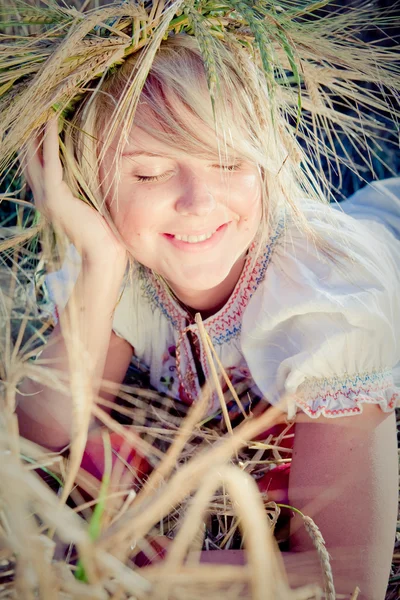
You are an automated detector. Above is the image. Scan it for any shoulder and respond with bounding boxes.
[112,263,179,355]
[245,199,399,330]
[112,264,148,352]
[282,198,398,286]
[241,199,400,419]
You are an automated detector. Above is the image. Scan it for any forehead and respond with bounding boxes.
[121,107,233,161]
[123,124,184,159]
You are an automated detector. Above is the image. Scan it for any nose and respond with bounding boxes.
[175,171,216,217]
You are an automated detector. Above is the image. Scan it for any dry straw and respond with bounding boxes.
[0,392,330,600]
[0,248,332,597]
[0,252,332,597]
[1,0,400,191]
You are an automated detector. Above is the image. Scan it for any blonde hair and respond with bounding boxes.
[62,34,349,266]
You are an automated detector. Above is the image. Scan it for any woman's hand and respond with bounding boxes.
[22,119,126,267]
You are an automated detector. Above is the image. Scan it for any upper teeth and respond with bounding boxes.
[174,231,215,243]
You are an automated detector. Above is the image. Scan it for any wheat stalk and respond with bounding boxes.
[186,7,218,105]
[302,515,335,600]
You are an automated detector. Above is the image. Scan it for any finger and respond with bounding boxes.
[42,119,63,184]
[22,134,44,196]
[17,148,29,182]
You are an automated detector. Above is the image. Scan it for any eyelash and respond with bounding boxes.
[136,172,171,183]
[135,163,242,183]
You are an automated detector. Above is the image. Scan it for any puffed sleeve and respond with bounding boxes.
[241,194,400,420]
[44,244,81,323]
[112,270,147,356]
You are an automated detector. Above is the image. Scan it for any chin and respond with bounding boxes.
[179,263,232,283]
[169,275,220,290]
[172,275,234,298]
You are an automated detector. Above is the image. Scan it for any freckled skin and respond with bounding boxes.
[101,123,262,312]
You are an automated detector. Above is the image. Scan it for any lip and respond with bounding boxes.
[162,222,229,252]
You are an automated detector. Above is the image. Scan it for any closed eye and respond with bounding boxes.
[212,162,243,172]
[135,162,242,182]
[135,171,174,183]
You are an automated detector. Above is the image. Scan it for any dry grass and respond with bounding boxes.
[0,260,335,599]
[0,261,398,599]
[1,0,400,197]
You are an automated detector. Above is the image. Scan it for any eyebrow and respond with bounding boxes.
[121,150,165,158]
[121,149,238,161]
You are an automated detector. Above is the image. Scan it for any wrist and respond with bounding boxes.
[76,254,127,302]
[81,248,127,274]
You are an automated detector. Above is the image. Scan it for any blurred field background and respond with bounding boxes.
[0,1,399,599]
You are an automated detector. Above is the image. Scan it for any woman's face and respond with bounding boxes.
[101,118,262,295]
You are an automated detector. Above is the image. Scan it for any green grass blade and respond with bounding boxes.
[275,27,302,128]
[20,454,64,488]
[75,431,112,582]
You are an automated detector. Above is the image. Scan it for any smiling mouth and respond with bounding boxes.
[173,231,215,243]
[165,224,226,244]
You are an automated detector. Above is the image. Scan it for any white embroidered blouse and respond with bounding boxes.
[45,179,400,420]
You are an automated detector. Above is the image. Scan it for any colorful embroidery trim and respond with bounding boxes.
[295,368,398,417]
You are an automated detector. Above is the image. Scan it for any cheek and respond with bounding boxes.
[107,188,151,236]
[116,206,143,236]
[232,177,262,219]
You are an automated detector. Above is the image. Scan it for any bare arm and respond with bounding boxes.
[16,260,133,450]
[15,120,132,450]
[288,404,398,599]
[199,405,397,598]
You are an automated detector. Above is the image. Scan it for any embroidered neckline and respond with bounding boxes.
[139,216,286,345]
